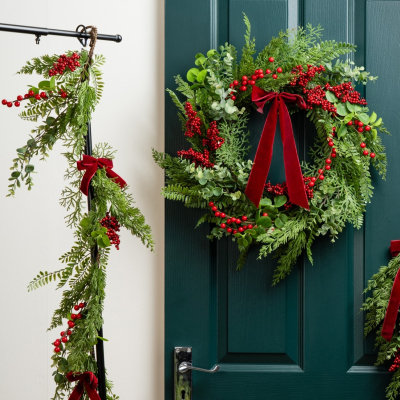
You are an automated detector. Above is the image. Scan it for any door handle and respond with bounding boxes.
[174,347,219,400]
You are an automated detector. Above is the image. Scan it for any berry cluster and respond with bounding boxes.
[49,53,81,76]
[208,202,255,234]
[290,64,325,87]
[53,303,85,353]
[346,120,376,158]
[303,85,337,113]
[177,148,213,168]
[184,102,202,138]
[389,349,400,372]
[201,121,224,151]
[228,57,283,99]
[2,89,67,108]
[100,212,121,250]
[264,176,314,210]
[325,82,367,106]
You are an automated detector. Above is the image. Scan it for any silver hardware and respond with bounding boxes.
[174,347,219,400]
[179,362,219,374]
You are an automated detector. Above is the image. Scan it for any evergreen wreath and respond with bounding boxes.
[3,39,153,399]
[155,16,388,284]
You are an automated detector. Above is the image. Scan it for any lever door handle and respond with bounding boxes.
[179,361,219,374]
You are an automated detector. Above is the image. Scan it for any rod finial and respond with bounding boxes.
[116,34,122,43]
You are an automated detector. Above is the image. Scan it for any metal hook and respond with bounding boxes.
[35,34,41,44]
[76,24,88,47]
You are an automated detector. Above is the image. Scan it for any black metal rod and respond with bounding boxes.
[0,22,122,43]
[85,123,107,400]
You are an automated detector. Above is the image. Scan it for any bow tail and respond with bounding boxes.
[79,165,98,196]
[382,268,400,341]
[68,382,85,400]
[245,98,279,207]
[278,100,309,210]
[83,381,102,400]
[106,169,127,190]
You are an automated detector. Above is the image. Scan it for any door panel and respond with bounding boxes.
[165,0,399,398]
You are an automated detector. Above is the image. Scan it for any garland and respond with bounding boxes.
[155,17,388,283]
[3,33,153,399]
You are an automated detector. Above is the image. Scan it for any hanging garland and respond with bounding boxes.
[154,16,388,283]
[3,29,153,399]
[364,244,400,400]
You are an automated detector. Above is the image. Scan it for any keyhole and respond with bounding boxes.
[181,389,186,399]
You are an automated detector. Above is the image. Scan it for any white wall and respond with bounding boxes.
[0,1,164,399]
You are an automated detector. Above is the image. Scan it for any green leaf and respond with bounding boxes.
[67,312,73,321]
[58,358,69,373]
[25,164,34,173]
[213,187,223,196]
[353,104,363,112]
[17,147,27,154]
[187,68,199,82]
[280,214,288,222]
[50,76,56,90]
[337,124,348,138]
[373,117,382,126]
[203,170,213,179]
[195,53,205,59]
[196,70,207,83]
[262,205,278,217]
[80,218,90,228]
[46,117,56,126]
[358,113,370,125]
[195,56,207,66]
[275,217,284,229]
[343,112,354,124]
[274,195,287,208]
[369,111,377,123]
[101,235,111,247]
[259,198,272,206]
[371,128,378,140]
[96,335,109,341]
[345,102,355,112]
[54,373,64,384]
[336,103,347,116]
[199,178,207,185]
[38,80,50,90]
[11,171,20,178]
[27,139,36,148]
[325,91,337,103]
[256,216,272,228]
[207,49,217,58]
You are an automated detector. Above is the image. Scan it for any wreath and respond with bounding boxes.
[3,30,153,400]
[155,16,388,284]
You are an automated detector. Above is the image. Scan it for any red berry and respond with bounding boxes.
[248,224,253,229]
[357,121,363,127]
[67,330,72,335]
[332,127,336,131]
[318,169,324,174]
[54,339,61,346]
[220,213,226,218]
[331,153,337,158]
[68,321,75,328]
[357,127,364,133]
[24,94,29,99]
[28,90,34,97]
[221,223,226,229]
[319,175,325,180]
[241,76,248,81]
[262,213,268,217]
[258,74,264,78]
[239,86,247,92]
[325,165,331,170]
[243,225,248,230]
[238,227,244,233]
[40,92,47,98]
[62,337,68,343]
[215,211,221,217]
[1,99,7,105]
[311,177,317,182]
[365,126,371,131]
[77,314,82,319]
[328,141,334,147]
[236,219,242,224]
[71,314,77,320]
[360,142,366,148]
[231,96,236,101]
[233,80,239,86]
[370,152,376,158]
[249,80,255,85]
[74,305,79,311]
[14,101,20,107]
[268,57,274,62]
[363,150,369,156]
[54,347,61,353]
[272,74,278,79]
[17,95,23,101]
[233,230,238,234]
[242,216,248,221]
[61,92,68,98]
[229,83,234,88]
[251,75,257,80]
[227,227,232,233]
[347,121,353,126]
[308,181,315,187]
[326,159,332,164]
[60,331,65,337]
[35,94,41,100]
[227,219,232,224]
[211,206,217,212]
[208,202,214,207]
[265,69,271,74]
[7,102,12,107]
[78,303,85,309]
[277,67,283,73]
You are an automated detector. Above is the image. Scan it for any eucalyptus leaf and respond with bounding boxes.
[369,111,377,123]
[336,103,348,116]
[358,113,370,125]
[275,218,284,229]
[373,117,382,126]
[325,91,337,103]
[337,124,347,138]
[274,195,287,208]
[343,112,354,124]
[196,70,207,83]
[256,216,272,228]
[213,187,223,196]
[186,68,199,82]
[259,198,272,206]
[345,102,355,112]
[199,178,207,185]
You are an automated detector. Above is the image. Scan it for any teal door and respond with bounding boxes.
[165,1,399,398]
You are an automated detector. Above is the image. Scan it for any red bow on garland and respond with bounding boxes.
[77,155,127,196]
[381,241,400,341]
[66,371,101,400]
[245,86,309,210]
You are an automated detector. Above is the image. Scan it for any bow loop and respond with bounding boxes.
[245,87,309,209]
[77,155,126,196]
[66,372,101,400]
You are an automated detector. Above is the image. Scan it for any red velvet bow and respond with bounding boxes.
[382,241,400,341]
[77,155,127,196]
[245,86,309,209]
[66,371,101,400]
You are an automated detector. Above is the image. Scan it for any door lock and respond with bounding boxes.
[174,347,219,400]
